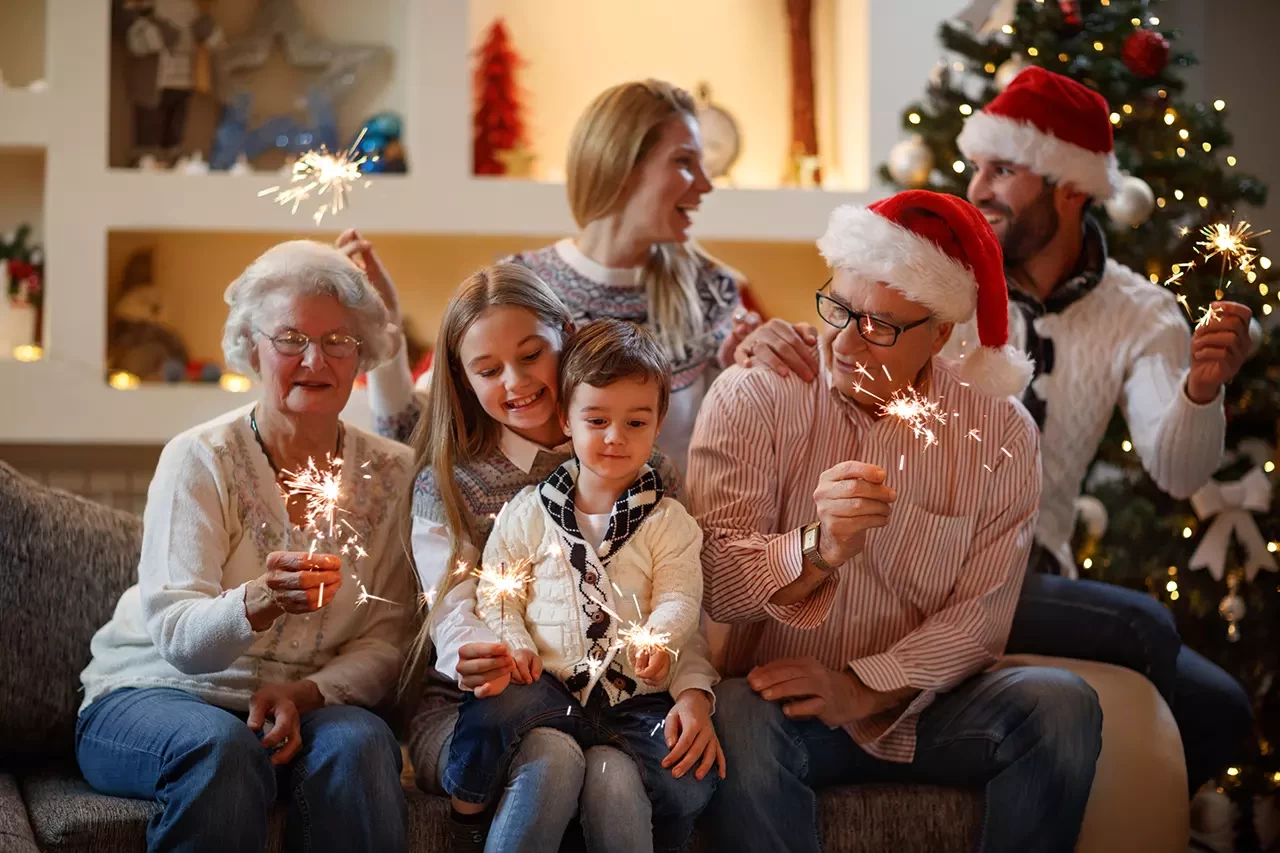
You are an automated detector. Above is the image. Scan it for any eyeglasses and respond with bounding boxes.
[815,280,931,347]
[260,329,362,359]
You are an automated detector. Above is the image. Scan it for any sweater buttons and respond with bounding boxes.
[585,571,598,585]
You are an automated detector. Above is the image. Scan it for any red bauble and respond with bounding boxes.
[1058,0,1081,29]
[1122,28,1170,78]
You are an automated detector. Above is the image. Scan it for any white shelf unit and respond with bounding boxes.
[1,0,961,444]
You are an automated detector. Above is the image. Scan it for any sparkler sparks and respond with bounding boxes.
[473,559,534,641]
[257,129,374,225]
[1164,219,1272,314]
[879,387,946,447]
[281,455,345,540]
[967,428,982,442]
[1196,303,1224,329]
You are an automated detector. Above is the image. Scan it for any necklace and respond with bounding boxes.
[249,407,343,477]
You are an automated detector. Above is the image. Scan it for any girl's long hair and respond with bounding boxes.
[567,79,725,364]
[399,263,572,695]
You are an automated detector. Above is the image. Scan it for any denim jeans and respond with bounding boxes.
[76,687,407,853]
[435,726,649,853]
[707,671,1102,853]
[1007,569,1254,792]
[445,673,717,853]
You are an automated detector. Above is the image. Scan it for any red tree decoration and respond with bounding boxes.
[1121,29,1171,78]
[472,19,526,176]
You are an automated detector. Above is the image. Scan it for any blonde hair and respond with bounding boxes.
[399,263,572,694]
[566,79,721,363]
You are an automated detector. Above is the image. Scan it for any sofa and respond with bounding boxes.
[0,460,1188,852]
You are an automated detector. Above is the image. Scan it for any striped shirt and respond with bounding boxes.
[687,352,1041,762]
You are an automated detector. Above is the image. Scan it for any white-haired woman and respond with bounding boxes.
[76,240,414,853]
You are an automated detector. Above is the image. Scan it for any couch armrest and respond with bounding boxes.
[0,773,39,853]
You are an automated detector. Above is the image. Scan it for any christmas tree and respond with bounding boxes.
[881,0,1279,843]
[472,19,527,176]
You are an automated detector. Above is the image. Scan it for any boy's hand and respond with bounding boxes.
[635,647,672,685]
[510,649,543,685]
[662,689,726,781]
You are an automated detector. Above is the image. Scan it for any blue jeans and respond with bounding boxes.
[707,671,1102,853]
[445,673,717,853]
[455,726,647,853]
[76,687,407,853]
[1007,570,1254,793]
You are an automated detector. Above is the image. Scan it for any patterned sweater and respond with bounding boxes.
[508,239,741,471]
[941,220,1225,576]
[80,405,414,713]
[481,460,707,706]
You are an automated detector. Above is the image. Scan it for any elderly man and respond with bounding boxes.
[689,190,1102,853]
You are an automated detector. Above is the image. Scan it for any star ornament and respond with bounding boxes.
[217,0,388,117]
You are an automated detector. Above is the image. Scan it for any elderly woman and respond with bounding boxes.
[75,240,413,853]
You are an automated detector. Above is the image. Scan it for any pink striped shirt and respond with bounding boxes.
[687,355,1041,762]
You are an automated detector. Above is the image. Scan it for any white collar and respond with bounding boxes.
[499,426,571,474]
[554,238,640,287]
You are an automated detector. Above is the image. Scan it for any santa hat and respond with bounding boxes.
[817,190,1033,398]
[956,66,1122,199]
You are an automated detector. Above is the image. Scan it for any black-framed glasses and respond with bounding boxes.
[259,329,362,359]
[815,280,930,347]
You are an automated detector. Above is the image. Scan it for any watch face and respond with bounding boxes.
[803,525,818,550]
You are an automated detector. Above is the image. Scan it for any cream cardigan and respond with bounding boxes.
[479,465,710,706]
[79,405,414,713]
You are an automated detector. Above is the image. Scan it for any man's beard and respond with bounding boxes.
[996,185,1059,268]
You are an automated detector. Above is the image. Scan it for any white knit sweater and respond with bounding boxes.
[943,258,1225,575]
[480,473,707,706]
[79,405,415,713]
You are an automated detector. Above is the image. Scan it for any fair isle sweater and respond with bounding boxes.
[941,220,1225,576]
[507,239,741,472]
[80,405,415,713]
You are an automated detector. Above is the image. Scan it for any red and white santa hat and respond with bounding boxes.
[957,66,1122,199]
[817,190,1033,398]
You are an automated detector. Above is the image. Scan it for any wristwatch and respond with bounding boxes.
[801,521,836,572]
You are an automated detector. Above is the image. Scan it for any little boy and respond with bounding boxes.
[442,319,722,853]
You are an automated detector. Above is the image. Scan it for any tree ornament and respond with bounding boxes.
[994,54,1025,91]
[887,135,934,188]
[1073,495,1109,538]
[1189,467,1278,581]
[1058,0,1082,31]
[1104,176,1156,228]
[1219,574,1247,643]
[1122,29,1171,78]
[1189,788,1239,852]
[1247,316,1264,359]
[472,19,527,176]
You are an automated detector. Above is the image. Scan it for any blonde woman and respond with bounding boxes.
[343,79,784,472]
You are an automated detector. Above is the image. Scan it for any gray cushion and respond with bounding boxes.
[0,462,143,763]
[0,773,38,853]
[22,767,978,853]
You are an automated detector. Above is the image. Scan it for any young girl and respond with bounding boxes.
[361,262,720,852]
[444,319,723,853]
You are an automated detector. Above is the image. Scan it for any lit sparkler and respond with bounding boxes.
[473,559,534,641]
[1196,303,1224,329]
[257,129,374,225]
[879,387,947,447]
[1163,219,1272,312]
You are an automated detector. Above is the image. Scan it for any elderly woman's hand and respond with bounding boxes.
[246,679,324,765]
[336,229,400,324]
[244,552,344,631]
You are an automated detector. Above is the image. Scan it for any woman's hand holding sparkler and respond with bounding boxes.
[661,689,727,781]
[246,679,324,766]
[1187,301,1253,404]
[509,649,544,685]
[456,642,517,698]
[335,229,401,326]
[634,647,672,686]
[245,552,344,631]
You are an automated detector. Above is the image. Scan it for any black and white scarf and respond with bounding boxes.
[538,458,664,704]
